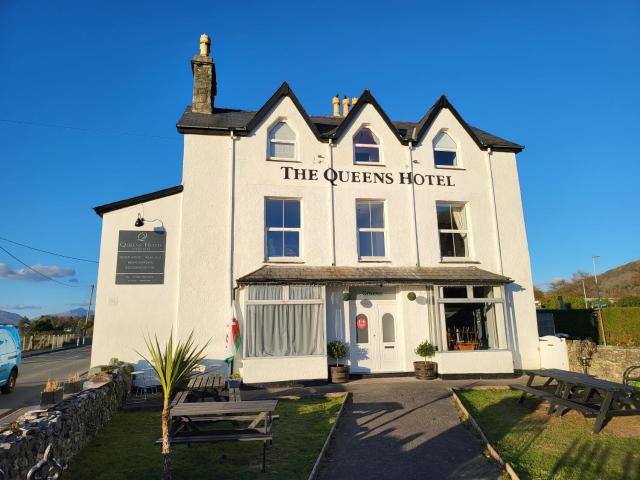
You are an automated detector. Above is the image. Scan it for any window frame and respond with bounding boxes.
[267,120,298,162]
[356,199,388,261]
[434,285,508,352]
[436,201,473,261]
[264,197,303,262]
[353,125,383,166]
[433,129,462,169]
[243,285,326,359]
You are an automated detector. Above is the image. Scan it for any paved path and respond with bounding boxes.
[0,346,91,425]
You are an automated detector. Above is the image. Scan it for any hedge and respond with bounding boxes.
[546,309,599,341]
[602,307,640,347]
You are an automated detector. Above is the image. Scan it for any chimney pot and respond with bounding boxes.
[191,34,217,114]
[342,96,350,117]
[332,94,340,117]
[352,97,358,106]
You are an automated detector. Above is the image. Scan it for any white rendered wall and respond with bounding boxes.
[90,194,182,367]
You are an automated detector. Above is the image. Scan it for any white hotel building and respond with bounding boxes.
[91,36,540,383]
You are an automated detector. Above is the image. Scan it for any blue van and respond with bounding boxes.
[0,325,21,393]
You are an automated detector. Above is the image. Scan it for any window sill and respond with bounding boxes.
[358,257,391,263]
[435,165,465,171]
[266,258,305,264]
[353,162,386,167]
[267,157,301,163]
[439,258,480,264]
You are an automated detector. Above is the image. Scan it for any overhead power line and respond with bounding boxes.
[0,118,175,141]
[0,236,98,263]
[0,245,79,287]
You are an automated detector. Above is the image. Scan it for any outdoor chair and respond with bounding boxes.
[623,366,640,388]
[133,368,161,400]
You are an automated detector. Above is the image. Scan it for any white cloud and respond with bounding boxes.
[0,304,41,310]
[0,262,75,282]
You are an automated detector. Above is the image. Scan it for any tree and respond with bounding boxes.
[140,332,208,480]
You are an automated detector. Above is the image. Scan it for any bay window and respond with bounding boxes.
[436,285,507,351]
[244,285,325,357]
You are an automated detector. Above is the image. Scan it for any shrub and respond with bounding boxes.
[415,341,436,362]
[602,307,640,347]
[407,292,417,301]
[327,340,349,367]
[616,296,640,307]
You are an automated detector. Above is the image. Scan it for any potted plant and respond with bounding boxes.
[41,379,63,407]
[227,372,242,389]
[414,341,437,380]
[64,372,84,394]
[327,340,350,383]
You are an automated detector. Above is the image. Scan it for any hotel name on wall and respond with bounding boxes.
[281,166,455,187]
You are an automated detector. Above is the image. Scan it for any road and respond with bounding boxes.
[0,346,91,424]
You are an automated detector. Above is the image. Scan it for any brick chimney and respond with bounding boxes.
[191,34,217,114]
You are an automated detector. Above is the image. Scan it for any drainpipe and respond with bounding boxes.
[329,139,337,266]
[408,141,421,266]
[486,147,504,274]
[229,130,237,302]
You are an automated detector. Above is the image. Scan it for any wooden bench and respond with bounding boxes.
[510,384,599,416]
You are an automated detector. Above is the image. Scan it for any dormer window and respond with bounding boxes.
[268,121,296,161]
[353,127,380,164]
[433,131,458,167]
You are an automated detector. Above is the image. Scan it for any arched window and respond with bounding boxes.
[268,122,296,160]
[433,131,458,167]
[353,127,380,164]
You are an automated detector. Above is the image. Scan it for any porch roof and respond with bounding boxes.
[237,265,513,286]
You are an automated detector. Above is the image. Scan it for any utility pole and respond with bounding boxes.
[581,279,588,309]
[82,284,94,346]
[591,256,606,345]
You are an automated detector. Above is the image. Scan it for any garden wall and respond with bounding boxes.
[0,372,130,479]
[566,340,640,383]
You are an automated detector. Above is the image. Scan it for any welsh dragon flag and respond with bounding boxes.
[225,300,241,364]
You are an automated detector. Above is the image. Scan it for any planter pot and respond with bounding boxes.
[330,366,350,384]
[454,342,477,351]
[414,361,437,380]
[40,389,63,407]
[64,380,84,394]
[226,378,242,389]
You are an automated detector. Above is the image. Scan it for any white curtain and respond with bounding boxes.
[451,205,466,230]
[289,285,322,300]
[245,303,325,357]
[484,304,499,349]
[248,285,282,301]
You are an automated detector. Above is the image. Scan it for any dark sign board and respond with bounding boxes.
[116,231,166,285]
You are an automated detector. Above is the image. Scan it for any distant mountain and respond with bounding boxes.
[545,259,640,298]
[48,307,94,318]
[0,310,23,326]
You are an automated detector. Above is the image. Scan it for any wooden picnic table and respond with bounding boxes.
[511,368,638,433]
[164,400,278,472]
[186,373,226,401]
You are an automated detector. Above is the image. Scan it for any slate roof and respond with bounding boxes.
[237,265,513,286]
[177,82,523,152]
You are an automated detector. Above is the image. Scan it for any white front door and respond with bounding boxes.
[349,299,401,372]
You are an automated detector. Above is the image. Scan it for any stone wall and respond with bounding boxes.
[566,340,640,382]
[0,372,130,479]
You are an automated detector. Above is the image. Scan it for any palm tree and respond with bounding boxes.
[140,331,208,480]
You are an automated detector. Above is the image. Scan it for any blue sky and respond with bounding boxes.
[1,1,638,318]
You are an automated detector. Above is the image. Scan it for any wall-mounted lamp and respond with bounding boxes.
[134,213,165,231]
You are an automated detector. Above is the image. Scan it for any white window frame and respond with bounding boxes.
[436,201,472,261]
[243,285,326,359]
[353,125,383,165]
[267,120,298,162]
[356,199,388,261]
[264,197,302,262]
[433,129,462,169]
[434,285,508,352]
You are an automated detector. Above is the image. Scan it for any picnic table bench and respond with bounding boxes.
[186,373,226,401]
[159,400,278,472]
[510,369,639,433]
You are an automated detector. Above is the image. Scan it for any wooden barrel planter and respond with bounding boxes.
[414,361,437,380]
[330,366,350,384]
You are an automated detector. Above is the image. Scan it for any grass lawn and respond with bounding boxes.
[457,389,640,480]
[65,395,344,480]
